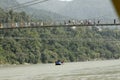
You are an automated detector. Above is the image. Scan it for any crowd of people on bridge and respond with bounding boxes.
[0,19,119,28]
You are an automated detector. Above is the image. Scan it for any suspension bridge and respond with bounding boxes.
[0,19,120,41]
[0,19,120,30]
[0,0,119,29]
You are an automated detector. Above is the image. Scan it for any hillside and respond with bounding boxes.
[0,0,69,21]
[19,0,118,20]
[1,26,120,64]
[1,0,120,65]
[23,7,69,21]
[59,0,117,19]
[0,0,18,9]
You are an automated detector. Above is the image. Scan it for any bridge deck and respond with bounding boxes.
[0,23,120,30]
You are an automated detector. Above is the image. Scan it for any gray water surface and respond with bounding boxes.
[0,60,120,80]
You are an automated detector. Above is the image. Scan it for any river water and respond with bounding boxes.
[0,60,120,80]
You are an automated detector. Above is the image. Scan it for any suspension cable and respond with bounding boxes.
[8,0,50,10]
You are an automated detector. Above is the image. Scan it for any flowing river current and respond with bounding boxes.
[0,60,120,80]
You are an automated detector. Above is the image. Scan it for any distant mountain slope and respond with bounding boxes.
[19,0,118,20]
[0,0,69,21]
[0,0,18,9]
[59,0,117,19]
[23,7,69,21]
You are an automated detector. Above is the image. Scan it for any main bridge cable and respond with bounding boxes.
[12,0,49,10]
[8,0,42,10]
[8,0,50,10]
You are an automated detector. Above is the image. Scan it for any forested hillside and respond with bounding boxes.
[1,25,120,64]
[0,0,69,21]
[1,7,120,64]
[0,9,29,24]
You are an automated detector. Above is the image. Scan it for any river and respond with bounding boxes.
[0,59,120,80]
